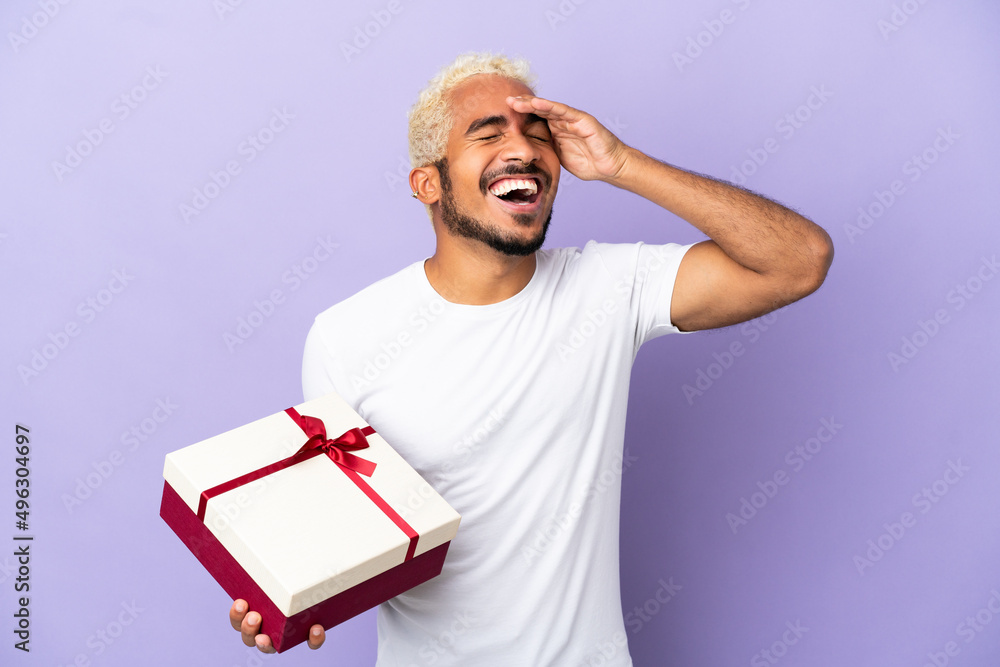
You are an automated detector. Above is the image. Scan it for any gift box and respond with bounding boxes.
[159,392,461,653]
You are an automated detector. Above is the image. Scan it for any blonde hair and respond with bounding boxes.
[407,52,536,169]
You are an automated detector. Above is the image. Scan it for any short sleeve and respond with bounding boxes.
[591,241,697,350]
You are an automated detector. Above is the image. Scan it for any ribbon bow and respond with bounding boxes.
[289,410,377,478]
[196,409,378,521]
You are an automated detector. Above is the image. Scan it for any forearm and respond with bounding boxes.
[609,146,833,285]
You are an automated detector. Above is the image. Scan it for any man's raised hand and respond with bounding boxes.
[506,94,632,183]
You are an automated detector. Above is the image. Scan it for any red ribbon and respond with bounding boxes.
[285,408,378,478]
[196,407,419,562]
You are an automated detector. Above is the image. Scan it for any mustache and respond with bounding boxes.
[480,163,551,192]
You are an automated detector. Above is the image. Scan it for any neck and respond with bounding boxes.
[424,235,537,305]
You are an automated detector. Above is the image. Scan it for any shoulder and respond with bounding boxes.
[534,241,695,316]
[315,261,423,321]
[537,241,661,281]
[310,260,428,348]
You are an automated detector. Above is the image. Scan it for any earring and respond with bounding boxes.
[411,192,419,198]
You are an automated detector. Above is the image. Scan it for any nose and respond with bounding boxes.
[498,128,542,166]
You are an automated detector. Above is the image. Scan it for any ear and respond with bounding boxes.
[409,166,441,204]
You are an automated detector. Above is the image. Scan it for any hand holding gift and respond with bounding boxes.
[230,599,324,653]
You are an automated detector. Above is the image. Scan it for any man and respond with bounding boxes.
[230,52,833,664]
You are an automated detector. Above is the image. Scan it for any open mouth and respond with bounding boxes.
[487,176,543,209]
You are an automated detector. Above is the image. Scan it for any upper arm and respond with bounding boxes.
[301,322,339,401]
[669,240,818,332]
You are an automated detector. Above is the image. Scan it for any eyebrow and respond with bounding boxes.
[464,114,506,136]
[464,113,547,136]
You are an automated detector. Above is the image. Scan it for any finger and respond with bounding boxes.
[240,611,262,648]
[506,95,566,117]
[506,95,582,122]
[254,633,277,654]
[229,599,248,632]
[307,624,326,650]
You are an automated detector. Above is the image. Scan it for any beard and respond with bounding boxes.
[435,158,552,257]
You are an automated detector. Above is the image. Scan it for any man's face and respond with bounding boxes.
[434,75,561,256]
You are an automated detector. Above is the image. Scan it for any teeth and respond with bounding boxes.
[489,178,537,197]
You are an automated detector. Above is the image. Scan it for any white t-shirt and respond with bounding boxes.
[302,240,694,666]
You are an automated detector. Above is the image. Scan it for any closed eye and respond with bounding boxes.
[477,133,549,142]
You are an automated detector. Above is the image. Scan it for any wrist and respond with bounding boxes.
[604,144,644,188]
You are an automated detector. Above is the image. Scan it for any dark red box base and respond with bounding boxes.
[159,480,451,652]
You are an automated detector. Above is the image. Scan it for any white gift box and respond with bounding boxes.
[159,392,461,652]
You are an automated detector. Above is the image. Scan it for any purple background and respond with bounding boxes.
[2,0,998,665]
